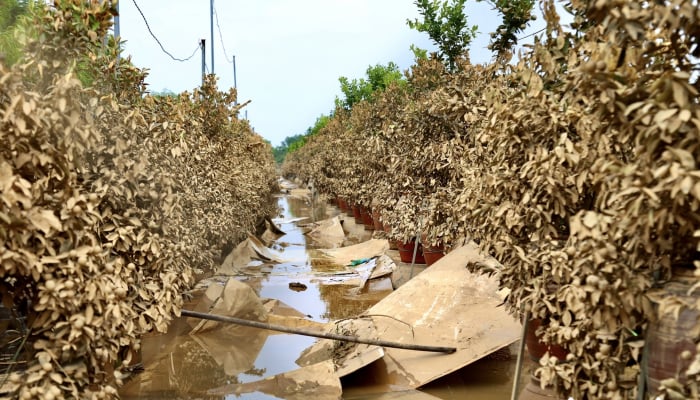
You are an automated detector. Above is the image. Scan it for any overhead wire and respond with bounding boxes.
[132,0,200,62]
[213,1,233,64]
[517,27,547,41]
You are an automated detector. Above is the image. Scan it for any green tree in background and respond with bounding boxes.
[0,0,30,66]
[407,0,477,71]
[152,88,177,98]
[273,114,331,164]
[480,0,536,57]
[409,43,429,62]
[275,61,404,163]
[335,62,405,110]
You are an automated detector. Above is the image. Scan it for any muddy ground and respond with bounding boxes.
[119,179,537,400]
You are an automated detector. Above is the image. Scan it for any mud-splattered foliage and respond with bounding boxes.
[284,0,700,398]
[0,1,276,398]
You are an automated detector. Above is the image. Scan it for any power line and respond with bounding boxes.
[213,2,233,64]
[517,27,547,41]
[132,0,200,62]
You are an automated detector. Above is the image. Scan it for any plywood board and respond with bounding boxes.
[363,242,521,388]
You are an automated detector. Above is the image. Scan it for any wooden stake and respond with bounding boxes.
[181,309,456,354]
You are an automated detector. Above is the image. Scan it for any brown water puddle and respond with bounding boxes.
[119,182,531,399]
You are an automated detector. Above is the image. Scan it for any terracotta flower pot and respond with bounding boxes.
[525,318,568,362]
[372,210,383,231]
[382,220,398,250]
[360,207,374,230]
[337,197,348,212]
[351,204,363,224]
[423,244,445,266]
[396,239,425,264]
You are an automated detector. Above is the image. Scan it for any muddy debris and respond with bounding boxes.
[289,282,308,292]
[120,180,528,399]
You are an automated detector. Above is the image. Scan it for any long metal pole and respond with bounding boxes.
[181,309,457,354]
[210,0,215,74]
[510,311,530,400]
[114,1,120,63]
[200,39,206,86]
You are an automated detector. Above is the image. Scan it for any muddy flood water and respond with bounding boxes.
[119,180,534,400]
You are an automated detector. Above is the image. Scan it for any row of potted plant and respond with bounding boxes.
[283,0,700,397]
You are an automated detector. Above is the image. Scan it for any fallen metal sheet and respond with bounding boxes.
[362,242,521,388]
[316,239,389,266]
[305,216,346,248]
[297,319,384,378]
[217,235,288,275]
[207,359,342,399]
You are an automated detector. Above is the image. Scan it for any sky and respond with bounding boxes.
[116,1,551,147]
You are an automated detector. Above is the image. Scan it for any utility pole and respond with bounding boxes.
[233,55,237,105]
[114,0,120,63]
[210,0,215,74]
[200,39,206,86]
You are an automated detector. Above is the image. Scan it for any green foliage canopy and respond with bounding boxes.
[407,0,477,71]
[274,61,405,164]
[335,62,405,110]
[0,0,30,66]
[480,0,536,56]
[273,114,331,164]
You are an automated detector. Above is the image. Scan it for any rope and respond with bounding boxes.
[131,0,200,62]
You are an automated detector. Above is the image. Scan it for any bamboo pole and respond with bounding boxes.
[181,309,456,354]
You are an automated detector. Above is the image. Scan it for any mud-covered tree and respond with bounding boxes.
[0,1,276,398]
